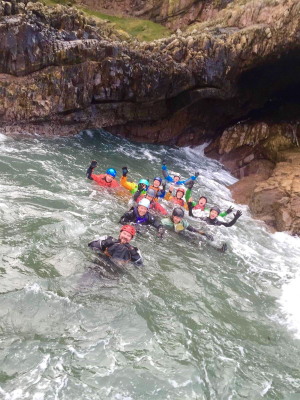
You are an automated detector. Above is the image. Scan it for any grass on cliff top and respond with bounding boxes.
[45,0,171,41]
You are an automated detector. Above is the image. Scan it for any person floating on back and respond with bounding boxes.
[120,166,149,195]
[164,186,189,210]
[162,160,199,186]
[88,225,143,266]
[185,181,232,217]
[188,201,242,228]
[120,198,164,237]
[161,208,227,252]
[148,177,166,198]
[86,160,119,188]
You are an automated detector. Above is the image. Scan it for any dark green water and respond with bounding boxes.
[0,130,300,400]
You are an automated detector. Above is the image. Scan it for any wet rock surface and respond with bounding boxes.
[205,121,300,235]
[2,0,300,145]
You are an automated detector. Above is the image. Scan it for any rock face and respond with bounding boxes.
[78,0,231,30]
[205,121,300,235]
[2,0,300,146]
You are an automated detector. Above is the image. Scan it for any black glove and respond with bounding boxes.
[220,243,227,253]
[202,232,214,241]
[122,166,128,177]
[138,183,145,191]
[195,171,200,177]
[90,160,98,169]
[235,210,242,219]
[162,160,167,166]
[185,180,194,189]
[226,206,233,215]
[162,180,166,190]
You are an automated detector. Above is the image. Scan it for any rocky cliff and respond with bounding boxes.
[1,0,300,234]
[77,0,231,30]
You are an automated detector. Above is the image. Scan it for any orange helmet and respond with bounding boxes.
[120,225,136,237]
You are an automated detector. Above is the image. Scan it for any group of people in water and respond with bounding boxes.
[87,159,242,268]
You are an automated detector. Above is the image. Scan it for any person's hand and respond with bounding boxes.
[185,180,194,189]
[202,232,214,241]
[162,180,166,190]
[195,171,200,177]
[220,243,227,253]
[235,210,242,219]
[169,185,174,193]
[90,160,98,169]
[226,206,233,214]
[188,196,193,202]
[162,160,167,166]
[122,166,128,177]
[138,183,145,191]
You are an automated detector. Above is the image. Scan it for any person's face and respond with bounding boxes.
[119,231,132,244]
[176,191,184,199]
[153,180,160,188]
[173,216,182,224]
[138,205,148,216]
[106,174,113,183]
[174,176,180,183]
[210,210,219,219]
[146,195,153,202]
[198,197,207,207]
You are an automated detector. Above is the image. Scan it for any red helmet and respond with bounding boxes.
[120,225,136,237]
[176,187,185,195]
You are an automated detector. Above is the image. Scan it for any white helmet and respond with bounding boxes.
[138,198,150,209]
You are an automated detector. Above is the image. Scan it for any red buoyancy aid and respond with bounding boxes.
[136,195,168,216]
[171,197,184,207]
[193,204,205,211]
[91,173,119,188]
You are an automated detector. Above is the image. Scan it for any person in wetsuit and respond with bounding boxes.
[162,208,227,252]
[148,177,166,198]
[134,188,168,216]
[120,198,164,237]
[184,180,233,216]
[188,203,242,227]
[88,225,143,266]
[164,186,189,210]
[86,160,119,188]
[162,160,199,186]
[120,166,149,195]
[161,207,212,239]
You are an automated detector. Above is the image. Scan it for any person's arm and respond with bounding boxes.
[220,210,242,227]
[185,188,197,207]
[154,201,168,216]
[164,191,172,201]
[88,235,111,251]
[186,225,214,240]
[130,248,143,265]
[219,206,233,218]
[162,161,173,183]
[157,180,166,198]
[133,190,142,202]
[86,160,98,180]
[119,210,135,225]
[120,175,137,191]
[181,171,199,186]
[187,201,198,218]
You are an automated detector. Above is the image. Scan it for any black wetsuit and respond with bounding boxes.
[188,201,242,227]
[88,236,143,265]
[120,207,163,232]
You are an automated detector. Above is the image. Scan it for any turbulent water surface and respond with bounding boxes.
[0,130,300,400]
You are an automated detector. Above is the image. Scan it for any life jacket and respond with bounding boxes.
[134,207,148,224]
[194,204,205,211]
[91,173,119,188]
[148,185,160,201]
[103,240,133,264]
[171,197,184,207]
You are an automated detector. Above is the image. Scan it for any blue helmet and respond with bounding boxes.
[138,179,149,189]
[106,168,117,178]
[153,176,162,183]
